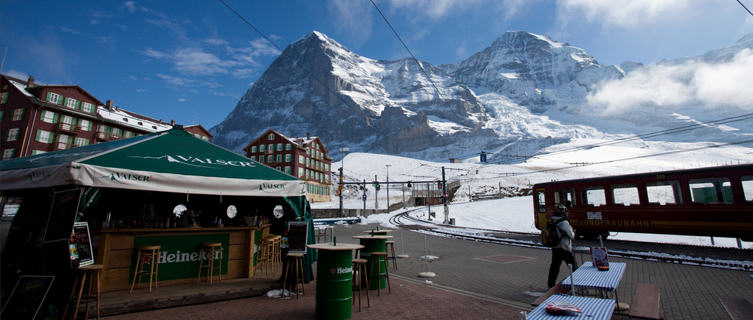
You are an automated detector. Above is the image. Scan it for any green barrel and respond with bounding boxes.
[316,250,353,320]
[359,238,387,290]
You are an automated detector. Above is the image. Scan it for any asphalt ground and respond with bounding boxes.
[101,222,753,319]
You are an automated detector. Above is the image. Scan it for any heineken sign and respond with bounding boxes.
[131,234,230,282]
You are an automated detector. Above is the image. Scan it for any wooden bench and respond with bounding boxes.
[629,283,662,319]
[531,283,568,306]
[719,296,753,320]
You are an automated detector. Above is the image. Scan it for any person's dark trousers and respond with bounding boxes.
[548,248,577,288]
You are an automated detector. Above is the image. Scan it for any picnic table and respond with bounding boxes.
[527,294,615,320]
[562,262,626,307]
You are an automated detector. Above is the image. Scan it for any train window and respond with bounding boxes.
[554,188,575,207]
[612,184,640,206]
[536,190,546,213]
[582,187,606,206]
[742,176,753,202]
[689,178,734,204]
[646,181,682,205]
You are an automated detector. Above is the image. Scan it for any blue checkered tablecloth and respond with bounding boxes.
[561,262,626,291]
[527,294,616,320]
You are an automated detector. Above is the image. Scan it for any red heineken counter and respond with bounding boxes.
[96,225,270,292]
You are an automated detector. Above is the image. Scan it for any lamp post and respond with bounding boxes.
[385,164,391,213]
[338,147,349,217]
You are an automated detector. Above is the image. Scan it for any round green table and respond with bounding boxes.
[308,243,363,320]
[352,235,392,290]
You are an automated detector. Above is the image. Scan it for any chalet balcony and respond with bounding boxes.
[54,141,70,151]
[56,122,80,133]
[95,132,111,141]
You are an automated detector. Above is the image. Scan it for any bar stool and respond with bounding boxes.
[258,235,281,276]
[197,242,223,284]
[63,264,103,320]
[352,258,370,311]
[385,240,398,270]
[281,252,305,299]
[369,251,391,296]
[130,245,161,293]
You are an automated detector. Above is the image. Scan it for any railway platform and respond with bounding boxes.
[102,223,752,319]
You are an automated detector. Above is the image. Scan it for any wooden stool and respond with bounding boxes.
[197,242,223,284]
[281,252,305,299]
[352,258,370,311]
[369,252,391,296]
[63,264,103,320]
[130,245,161,293]
[385,240,397,270]
[259,235,281,276]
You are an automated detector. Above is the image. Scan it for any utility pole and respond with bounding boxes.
[339,167,343,217]
[374,175,379,210]
[362,179,367,214]
[442,166,449,224]
[427,182,431,221]
[386,164,391,213]
[402,183,406,209]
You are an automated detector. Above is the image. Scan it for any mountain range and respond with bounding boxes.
[210,30,753,162]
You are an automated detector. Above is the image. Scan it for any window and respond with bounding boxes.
[40,110,57,123]
[267,155,273,162]
[284,166,291,174]
[742,176,753,202]
[110,127,121,138]
[277,143,283,151]
[46,92,62,104]
[35,130,54,144]
[612,184,640,206]
[267,144,274,153]
[553,188,575,207]
[56,134,70,149]
[267,133,275,140]
[276,154,282,162]
[12,108,25,121]
[2,149,15,160]
[646,181,682,205]
[285,154,292,162]
[298,169,304,178]
[65,97,79,109]
[285,143,292,151]
[258,156,264,163]
[582,187,606,206]
[59,115,74,130]
[298,155,304,164]
[305,158,310,167]
[6,128,20,142]
[259,144,265,152]
[80,102,94,113]
[249,155,256,161]
[31,150,46,155]
[73,137,89,147]
[689,178,734,204]
[123,131,133,138]
[1,92,8,103]
[78,119,92,131]
[97,125,107,133]
[250,146,257,153]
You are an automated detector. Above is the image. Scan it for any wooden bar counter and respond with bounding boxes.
[96,225,270,292]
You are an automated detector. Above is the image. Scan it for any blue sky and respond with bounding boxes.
[1,1,751,130]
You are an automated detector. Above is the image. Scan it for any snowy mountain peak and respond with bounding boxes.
[737,32,753,44]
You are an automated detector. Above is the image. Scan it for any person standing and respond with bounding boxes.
[547,203,576,288]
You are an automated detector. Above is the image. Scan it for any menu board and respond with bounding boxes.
[287,221,309,254]
[69,222,94,267]
[43,188,82,243]
[0,275,55,320]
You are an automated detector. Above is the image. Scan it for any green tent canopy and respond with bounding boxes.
[1,129,306,198]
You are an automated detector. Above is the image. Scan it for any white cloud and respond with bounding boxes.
[141,48,168,59]
[388,0,487,19]
[172,48,231,75]
[178,98,187,102]
[558,0,691,28]
[586,49,753,114]
[204,37,228,46]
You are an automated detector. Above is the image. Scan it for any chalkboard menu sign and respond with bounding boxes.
[69,222,94,267]
[44,188,82,243]
[287,221,309,254]
[0,275,55,320]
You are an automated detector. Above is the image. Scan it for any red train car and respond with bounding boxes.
[533,164,753,241]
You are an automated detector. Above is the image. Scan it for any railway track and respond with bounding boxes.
[389,210,753,271]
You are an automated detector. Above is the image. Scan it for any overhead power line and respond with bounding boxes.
[369,0,445,100]
[736,0,753,16]
[534,112,753,158]
[218,0,283,52]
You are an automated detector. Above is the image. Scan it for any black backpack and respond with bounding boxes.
[541,219,562,248]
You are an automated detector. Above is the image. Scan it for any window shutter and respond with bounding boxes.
[39,110,46,121]
[53,113,59,123]
[46,92,51,101]
[76,100,81,109]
